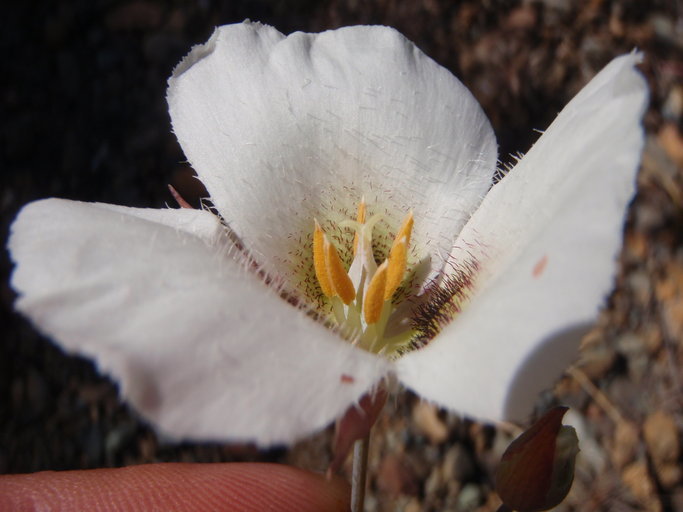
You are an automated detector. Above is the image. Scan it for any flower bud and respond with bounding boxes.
[328,386,388,474]
[495,406,579,512]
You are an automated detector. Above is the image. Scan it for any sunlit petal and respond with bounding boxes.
[9,199,388,445]
[397,54,647,423]
[168,22,497,296]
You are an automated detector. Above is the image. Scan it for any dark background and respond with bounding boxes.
[2,1,682,510]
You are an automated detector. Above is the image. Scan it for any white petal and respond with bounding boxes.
[397,54,648,423]
[168,22,497,294]
[9,199,388,446]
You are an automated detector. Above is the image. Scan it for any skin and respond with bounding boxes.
[0,463,350,512]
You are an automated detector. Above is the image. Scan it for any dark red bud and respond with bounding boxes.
[495,406,579,512]
[328,385,388,474]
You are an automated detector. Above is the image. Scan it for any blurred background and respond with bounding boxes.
[2,1,682,510]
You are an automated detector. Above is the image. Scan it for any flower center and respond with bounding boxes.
[312,199,415,356]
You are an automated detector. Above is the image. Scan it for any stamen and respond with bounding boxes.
[325,238,356,305]
[364,260,388,324]
[313,220,334,297]
[353,198,367,256]
[394,210,414,246]
[311,202,416,356]
[168,184,193,209]
[384,236,407,300]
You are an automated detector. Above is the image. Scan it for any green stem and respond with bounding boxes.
[350,435,370,512]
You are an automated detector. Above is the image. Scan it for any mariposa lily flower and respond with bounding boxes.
[8,22,647,447]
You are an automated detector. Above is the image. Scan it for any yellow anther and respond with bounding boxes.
[364,260,388,324]
[353,198,367,256]
[394,211,414,247]
[356,199,367,224]
[313,220,334,297]
[384,236,407,300]
[325,238,356,305]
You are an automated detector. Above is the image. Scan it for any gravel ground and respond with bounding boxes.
[2,1,682,511]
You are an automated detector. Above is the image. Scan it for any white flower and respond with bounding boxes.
[8,22,647,447]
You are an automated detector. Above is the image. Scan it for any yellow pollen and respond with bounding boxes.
[395,210,414,247]
[352,198,367,256]
[324,238,356,305]
[364,260,388,324]
[384,236,407,300]
[313,220,334,297]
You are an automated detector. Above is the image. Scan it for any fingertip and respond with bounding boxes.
[0,463,350,512]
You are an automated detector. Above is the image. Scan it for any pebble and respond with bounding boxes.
[657,262,683,342]
[576,343,616,380]
[412,401,448,444]
[642,324,664,354]
[611,420,639,470]
[659,123,683,168]
[456,483,483,511]
[621,460,662,512]
[626,270,653,306]
[643,410,680,465]
[506,5,537,31]
[625,231,649,262]
[658,463,682,489]
[650,14,683,49]
[663,85,683,122]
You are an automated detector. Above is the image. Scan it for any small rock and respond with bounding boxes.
[576,343,616,380]
[634,198,666,232]
[659,123,683,168]
[506,5,537,30]
[624,231,649,262]
[657,263,683,343]
[626,270,653,306]
[412,401,448,444]
[643,410,679,465]
[456,483,483,511]
[651,14,683,49]
[642,325,663,354]
[663,85,683,123]
[621,461,661,512]
[657,463,682,489]
[617,333,647,357]
[611,420,639,470]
